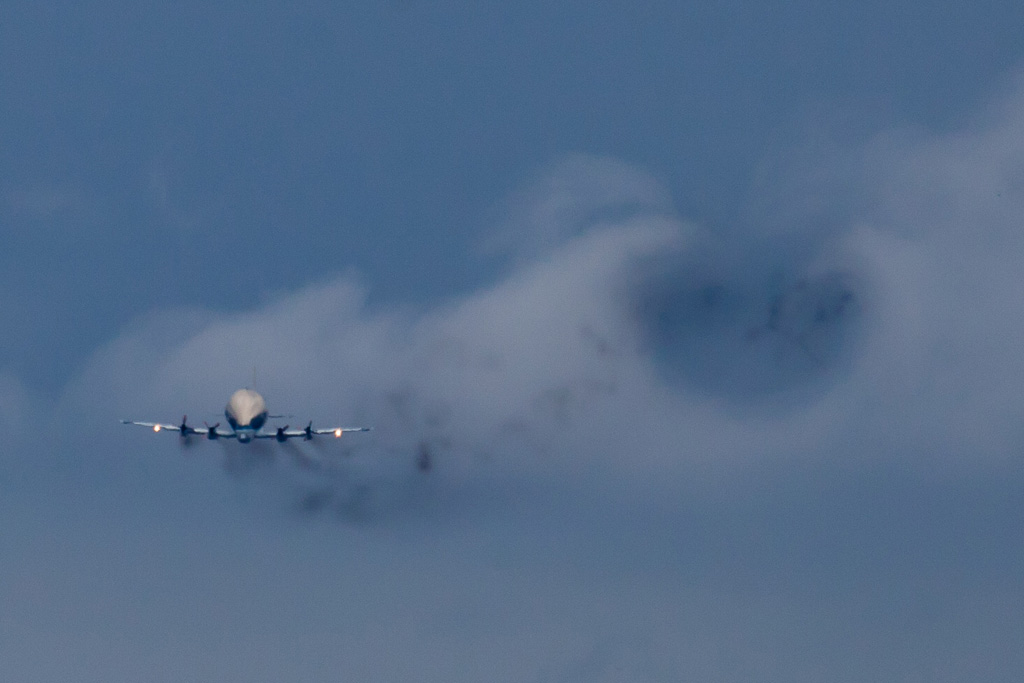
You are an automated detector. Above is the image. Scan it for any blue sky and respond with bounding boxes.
[3,3,1024,681]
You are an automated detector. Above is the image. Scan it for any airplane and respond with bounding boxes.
[121,388,371,443]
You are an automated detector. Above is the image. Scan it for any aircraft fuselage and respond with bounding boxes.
[225,388,267,441]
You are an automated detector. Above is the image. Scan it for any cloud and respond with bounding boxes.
[23,82,1024,680]
[57,104,1024,498]
[482,154,678,264]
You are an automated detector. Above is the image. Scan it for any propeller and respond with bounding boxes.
[275,425,290,443]
[176,414,197,453]
[204,421,220,440]
[303,421,313,441]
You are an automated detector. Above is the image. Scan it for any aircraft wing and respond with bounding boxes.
[122,419,370,441]
[121,419,190,433]
[120,420,236,438]
[313,427,372,435]
[254,425,372,440]
[253,429,301,440]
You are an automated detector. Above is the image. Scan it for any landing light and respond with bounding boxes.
[334,428,342,438]
[153,425,161,432]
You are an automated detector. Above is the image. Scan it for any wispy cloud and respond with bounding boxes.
[64,107,1024,491]
[17,81,1024,681]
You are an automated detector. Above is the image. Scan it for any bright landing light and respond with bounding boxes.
[153,425,161,432]
[334,428,342,438]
